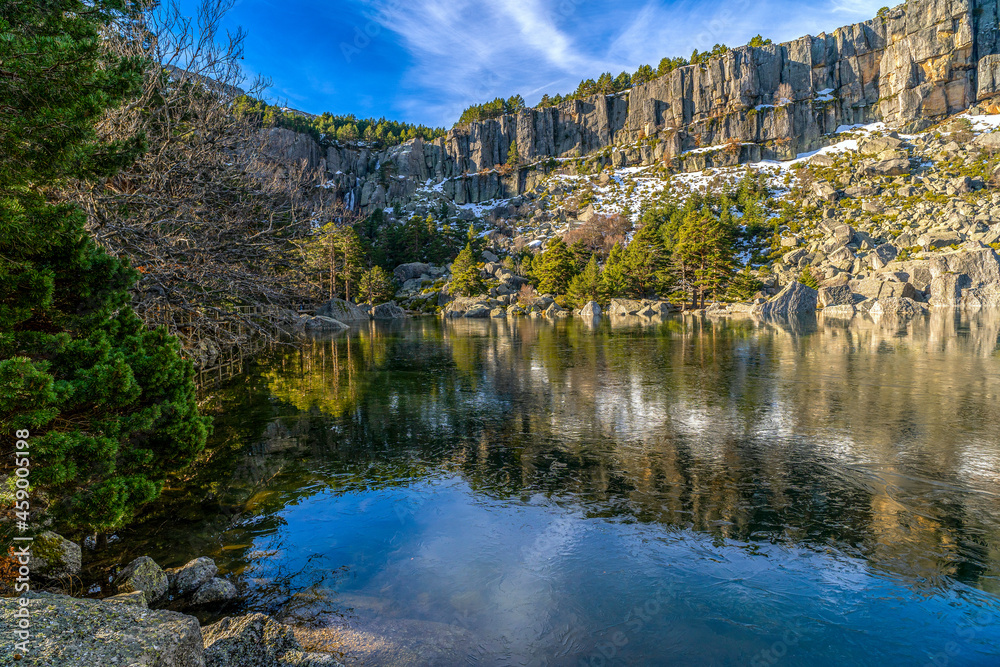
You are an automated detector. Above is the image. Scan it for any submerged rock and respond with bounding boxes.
[203,612,343,667]
[301,315,348,331]
[580,301,602,318]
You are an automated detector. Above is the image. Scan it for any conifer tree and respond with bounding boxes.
[599,243,630,299]
[358,266,396,304]
[624,222,672,297]
[507,141,520,169]
[568,255,602,307]
[450,243,485,297]
[0,0,209,532]
[533,238,577,295]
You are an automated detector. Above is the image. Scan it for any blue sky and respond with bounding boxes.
[187,0,887,128]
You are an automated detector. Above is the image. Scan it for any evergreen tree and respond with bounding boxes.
[568,255,602,307]
[450,243,485,297]
[358,266,396,304]
[0,0,209,532]
[799,266,820,290]
[599,243,630,299]
[506,141,520,168]
[533,238,577,295]
[632,64,656,85]
[624,222,672,297]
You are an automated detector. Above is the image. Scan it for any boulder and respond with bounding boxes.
[490,307,506,318]
[869,297,929,318]
[918,230,962,251]
[580,301,602,318]
[972,131,1000,152]
[202,612,342,667]
[464,305,491,318]
[850,278,917,300]
[506,305,526,317]
[167,557,218,597]
[393,262,434,283]
[869,243,899,270]
[191,578,238,606]
[930,273,965,307]
[831,224,855,247]
[301,316,348,331]
[0,593,203,666]
[864,158,910,177]
[114,556,169,605]
[371,301,406,319]
[315,298,369,322]
[481,250,499,263]
[757,281,818,317]
[27,531,81,579]
[607,299,645,317]
[858,135,903,155]
[818,284,853,308]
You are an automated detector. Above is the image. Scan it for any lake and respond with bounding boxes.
[93,312,1000,666]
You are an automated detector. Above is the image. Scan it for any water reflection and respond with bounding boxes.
[98,311,1000,665]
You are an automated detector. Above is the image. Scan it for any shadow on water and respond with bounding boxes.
[88,310,1000,665]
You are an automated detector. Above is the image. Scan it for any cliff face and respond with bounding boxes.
[268,0,1000,211]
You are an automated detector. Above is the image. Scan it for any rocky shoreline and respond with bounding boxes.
[1,544,343,667]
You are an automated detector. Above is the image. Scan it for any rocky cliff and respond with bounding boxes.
[266,0,1000,212]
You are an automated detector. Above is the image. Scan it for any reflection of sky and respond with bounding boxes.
[238,476,1000,665]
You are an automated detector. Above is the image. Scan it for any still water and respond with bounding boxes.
[100,313,1000,665]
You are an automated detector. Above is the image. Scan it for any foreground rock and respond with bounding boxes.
[0,593,204,666]
[168,557,219,597]
[870,297,929,318]
[607,299,674,318]
[27,531,81,579]
[300,315,348,331]
[755,281,818,317]
[203,613,342,666]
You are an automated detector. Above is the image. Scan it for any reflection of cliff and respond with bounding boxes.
[102,313,1000,599]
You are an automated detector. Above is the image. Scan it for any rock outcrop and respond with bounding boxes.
[756,281,819,317]
[203,613,342,666]
[27,531,81,579]
[266,0,1000,212]
[315,298,370,322]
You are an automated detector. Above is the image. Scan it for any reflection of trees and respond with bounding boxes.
[98,311,1000,600]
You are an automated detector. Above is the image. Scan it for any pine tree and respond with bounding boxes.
[533,238,577,295]
[568,255,602,307]
[450,243,485,297]
[506,141,520,169]
[599,243,630,299]
[358,266,396,304]
[0,0,209,532]
[624,222,672,297]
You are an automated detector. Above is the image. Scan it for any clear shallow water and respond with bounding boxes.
[96,313,1000,666]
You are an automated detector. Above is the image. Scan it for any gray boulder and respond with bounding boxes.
[864,158,910,177]
[918,230,962,251]
[191,578,238,606]
[315,298,370,322]
[464,305,491,318]
[869,297,929,318]
[930,273,965,307]
[0,593,203,667]
[607,299,645,316]
[972,131,1000,152]
[757,281,818,317]
[114,556,169,605]
[301,315,348,331]
[27,531,81,579]
[580,301,602,318]
[167,557,218,597]
[818,284,853,308]
[393,262,434,283]
[203,612,343,667]
[371,301,406,319]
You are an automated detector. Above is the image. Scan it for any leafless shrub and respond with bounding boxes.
[70,0,326,351]
[773,82,794,107]
[563,214,633,257]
